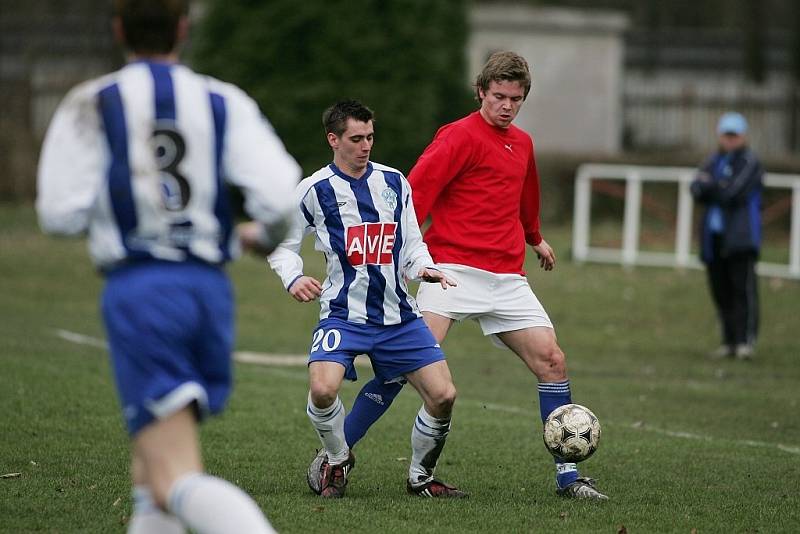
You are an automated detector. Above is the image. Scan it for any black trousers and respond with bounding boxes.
[705,235,759,346]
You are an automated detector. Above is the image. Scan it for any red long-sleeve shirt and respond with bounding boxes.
[408,111,543,275]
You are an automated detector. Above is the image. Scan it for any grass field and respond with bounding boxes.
[1,202,799,533]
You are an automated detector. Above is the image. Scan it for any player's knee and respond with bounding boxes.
[428,382,457,415]
[308,382,339,408]
[442,382,457,409]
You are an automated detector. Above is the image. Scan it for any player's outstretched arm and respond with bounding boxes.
[532,238,556,271]
[418,268,457,290]
[288,276,322,302]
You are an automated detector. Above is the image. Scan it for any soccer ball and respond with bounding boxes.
[543,403,601,462]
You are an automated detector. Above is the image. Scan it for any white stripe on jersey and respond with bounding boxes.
[172,65,222,262]
[268,162,436,326]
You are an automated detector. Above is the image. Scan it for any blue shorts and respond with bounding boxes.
[308,317,445,382]
[101,261,234,436]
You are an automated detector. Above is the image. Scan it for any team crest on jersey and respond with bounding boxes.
[381,188,398,210]
[346,222,397,266]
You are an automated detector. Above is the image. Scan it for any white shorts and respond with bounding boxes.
[416,264,553,348]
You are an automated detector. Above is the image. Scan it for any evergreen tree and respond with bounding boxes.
[192,0,472,175]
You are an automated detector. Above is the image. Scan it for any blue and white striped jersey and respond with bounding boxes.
[37,60,300,270]
[269,162,436,326]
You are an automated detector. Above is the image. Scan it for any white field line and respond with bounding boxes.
[52,329,372,367]
[54,328,800,456]
[234,351,308,366]
[459,399,800,456]
[54,329,108,350]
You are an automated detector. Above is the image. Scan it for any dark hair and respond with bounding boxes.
[322,100,374,137]
[114,0,189,55]
[475,51,532,102]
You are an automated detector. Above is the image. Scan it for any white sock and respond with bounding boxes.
[306,394,349,464]
[409,405,451,485]
[167,473,276,534]
[128,486,185,534]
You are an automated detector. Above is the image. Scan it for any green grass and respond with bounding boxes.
[1,202,799,533]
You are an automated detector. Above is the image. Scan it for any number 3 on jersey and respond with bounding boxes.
[310,328,342,353]
[151,124,190,212]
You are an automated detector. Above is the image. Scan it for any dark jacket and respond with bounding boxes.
[690,146,763,263]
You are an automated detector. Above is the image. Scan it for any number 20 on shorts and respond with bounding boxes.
[310,328,342,353]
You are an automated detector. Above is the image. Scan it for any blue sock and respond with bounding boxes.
[538,380,579,489]
[344,377,404,448]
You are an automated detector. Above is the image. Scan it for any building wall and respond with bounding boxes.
[622,28,798,158]
[468,5,629,155]
[624,70,795,157]
[0,0,118,199]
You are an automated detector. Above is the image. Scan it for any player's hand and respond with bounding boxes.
[237,221,285,256]
[288,276,322,302]
[237,221,264,252]
[418,267,457,290]
[532,239,556,271]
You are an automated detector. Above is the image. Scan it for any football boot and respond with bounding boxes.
[406,477,468,498]
[318,451,355,499]
[556,477,608,500]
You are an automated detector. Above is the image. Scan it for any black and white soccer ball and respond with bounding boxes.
[543,403,601,462]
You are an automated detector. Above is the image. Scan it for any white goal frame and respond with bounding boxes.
[572,163,800,279]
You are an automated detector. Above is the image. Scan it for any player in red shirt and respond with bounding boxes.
[318,52,607,500]
[409,95,543,275]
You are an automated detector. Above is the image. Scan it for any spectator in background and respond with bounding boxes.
[691,112,763,360]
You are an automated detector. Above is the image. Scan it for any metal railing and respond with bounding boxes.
[572,163,800,279]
